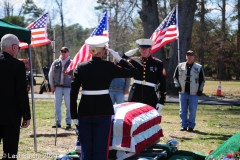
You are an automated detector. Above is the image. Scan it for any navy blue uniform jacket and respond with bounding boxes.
[70,57,139,118]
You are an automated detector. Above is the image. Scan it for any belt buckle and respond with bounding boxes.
[142,80,146,85]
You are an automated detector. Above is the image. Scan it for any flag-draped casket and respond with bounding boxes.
[110,102,163,159]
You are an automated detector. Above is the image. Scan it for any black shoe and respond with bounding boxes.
[52,124,61,128]
[66,124,71,130]
[188,128,194,132]
[180,127,187,131]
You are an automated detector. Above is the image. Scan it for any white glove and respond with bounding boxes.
[124,48,138,57]
[156,103,164,112]
[73,119,79,126]
[108,48,122,62]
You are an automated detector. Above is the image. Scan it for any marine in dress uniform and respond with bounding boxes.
[173,50,205,132]
[70,36,138,160]
[122,39,167,111]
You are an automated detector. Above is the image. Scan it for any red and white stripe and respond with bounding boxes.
[110,102,163,159]
[19,28,51,49]
[65,44,92,73]
[150,25,178,54]
[65,30,109,73]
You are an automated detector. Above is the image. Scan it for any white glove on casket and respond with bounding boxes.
[124,48,139,57]
[73,119,79,126]
[156,103,164,112]
[108,48,122,62]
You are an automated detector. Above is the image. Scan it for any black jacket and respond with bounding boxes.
[70,57,139,118]
[123,55,167,108]
[0,52,31,125]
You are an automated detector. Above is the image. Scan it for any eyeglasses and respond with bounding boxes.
[61,50,68,53]
[186,54,194,56]
[12,44,21,50]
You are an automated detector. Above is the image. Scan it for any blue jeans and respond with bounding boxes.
[78,116,112,160]
[109,91,124,104]
[54,87,71,125]
[179,93,198,129]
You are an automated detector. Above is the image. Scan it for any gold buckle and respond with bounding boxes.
[142,80,146,85]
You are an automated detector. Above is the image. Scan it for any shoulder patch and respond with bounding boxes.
[152,57,162,62]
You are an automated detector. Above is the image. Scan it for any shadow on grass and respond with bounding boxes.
[169,135,193,141]
[192,130,232,141]
[170,130,232,141]
[30,132,76,138]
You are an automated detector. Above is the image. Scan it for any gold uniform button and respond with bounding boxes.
[144,68,146,70]
[143,76,145,78]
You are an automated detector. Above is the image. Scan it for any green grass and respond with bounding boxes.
[1,100,239,159]
[203,81,240,98]
[35,80,240,99]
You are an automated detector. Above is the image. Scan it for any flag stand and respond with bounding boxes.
[28,45,37,152]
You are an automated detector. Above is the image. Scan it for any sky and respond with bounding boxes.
[0,0,99,29]
[0,0,237,29]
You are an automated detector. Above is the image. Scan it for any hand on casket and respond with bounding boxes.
[156,103,164,112]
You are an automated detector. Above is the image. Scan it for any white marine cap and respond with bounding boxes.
[85,36,109,48]
[136,39,154,48]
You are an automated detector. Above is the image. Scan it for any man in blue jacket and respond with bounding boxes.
[109,56,130,104]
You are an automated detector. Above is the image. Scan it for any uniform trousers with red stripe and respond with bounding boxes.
[78,116,112,160]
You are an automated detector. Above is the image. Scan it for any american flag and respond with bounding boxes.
[19,13,51,49]
[66,11,108,73]
[150,5,178,54]
[110,102,163,159]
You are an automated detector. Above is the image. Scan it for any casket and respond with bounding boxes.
[109,102,164,159]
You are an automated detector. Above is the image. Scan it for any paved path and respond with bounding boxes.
[29,94,240,106]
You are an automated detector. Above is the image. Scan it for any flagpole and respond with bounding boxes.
[53,29,56,62]
[176,5,180,64]
[28,45,37,152]
[107,10,110,61]
[177,40,180,64]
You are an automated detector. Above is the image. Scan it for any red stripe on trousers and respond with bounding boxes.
[106,119,112,159]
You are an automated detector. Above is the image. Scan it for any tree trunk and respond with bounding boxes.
[3,0,13,17]
[139,0,159,38]
[55,0,65,46]
[166,0,197,94]
[199,0,205,66]
[217,0,226,80]
[138,0,165,65]
[236,0,240,80]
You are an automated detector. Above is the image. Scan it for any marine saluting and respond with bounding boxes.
[122,38,167,112]
[70,36,139,160]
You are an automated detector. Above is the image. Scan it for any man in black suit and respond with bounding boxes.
[0,34,31,159]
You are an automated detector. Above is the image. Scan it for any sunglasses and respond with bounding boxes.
[12,44,21,50]
[186,54,194,56]
[61,50,68,53]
